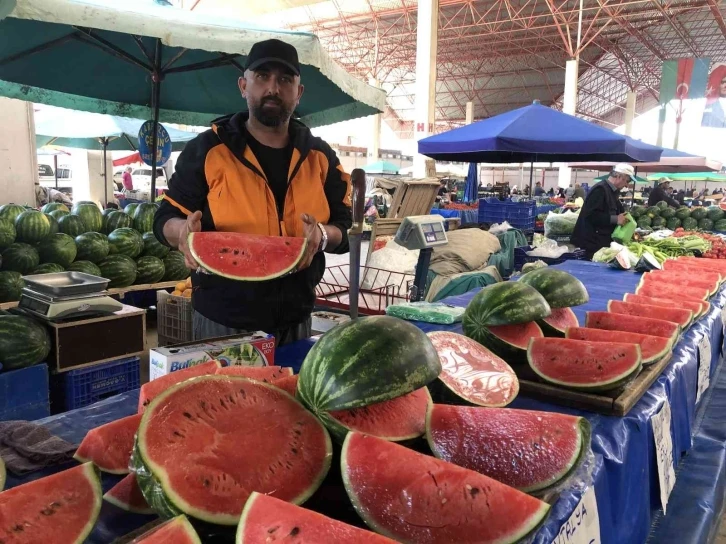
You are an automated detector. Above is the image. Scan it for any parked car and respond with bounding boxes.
[131,167,168,191]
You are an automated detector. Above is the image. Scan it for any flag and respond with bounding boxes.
[659,58,711,104]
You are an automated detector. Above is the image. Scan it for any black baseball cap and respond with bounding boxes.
[245,39,300,76]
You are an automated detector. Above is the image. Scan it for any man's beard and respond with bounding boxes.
[249,97,293,128]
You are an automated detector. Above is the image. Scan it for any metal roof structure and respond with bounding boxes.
[184,0,726,138]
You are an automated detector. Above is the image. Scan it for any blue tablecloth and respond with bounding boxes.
[5,261,726,543]
[430,207,479,225]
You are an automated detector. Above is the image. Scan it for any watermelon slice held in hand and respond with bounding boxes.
[188,231,307,281]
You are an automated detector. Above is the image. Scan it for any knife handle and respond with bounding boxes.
[350,168,366,234]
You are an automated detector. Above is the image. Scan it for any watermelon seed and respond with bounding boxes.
[11,525,23,533]
[233,261,238,266]
[233,249,239,255]
[220,248,231,254]
[289,527,300,536]
[267,526,280,534]
[291,448,298,454]
[183,412,192,419]
[469,487,480,497]
[220,398,227,409]
[239,389,247,400]
[203,478,210,487]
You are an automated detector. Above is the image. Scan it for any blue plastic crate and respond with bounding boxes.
[54,357,140,412]
[0,364,50,421]
[478,198,536,231]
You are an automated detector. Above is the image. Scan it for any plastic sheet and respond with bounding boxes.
[385,301,466,324]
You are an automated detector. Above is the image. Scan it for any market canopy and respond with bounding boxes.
[569,147,723,174]
[362,161,400,175]
[417,102,663,164]
[645,172,726,182]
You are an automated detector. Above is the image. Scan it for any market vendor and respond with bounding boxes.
[153,39,352,345]
[570,163,634,258]
[647,177,680,208]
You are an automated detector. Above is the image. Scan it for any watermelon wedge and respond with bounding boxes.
[215,365,293,381]
[133,375,332,525]
[640,272,717,297]
[647,269,721,291]
[428,331,519,407]
[188,231,307,281]
[537,307,578,337]
[133,515,201,543]
[586,311,680,341]
[632,284,711,313]
[624,293,707,319]
[426,404,590,493]
[566,327,672,365]
[675,256,726,275]
[74,413,142,474]
[273,374,299,396]
[104,473,154,515]
[138,360,222,412]
[237,492,398,543]
[607,300,693,328]
[0,463,102,544]
[527,337,642,391]
[321,387,431,443]
[463,320,543,365]
[0,456,4,492]
[663,259,725,282]
[341,432,550,544]
[636,278,709,301]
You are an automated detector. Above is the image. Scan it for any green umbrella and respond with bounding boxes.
[593,173,649,183]
[646,172,726,182]
[362,160,400,175]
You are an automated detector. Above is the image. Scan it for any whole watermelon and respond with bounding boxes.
[630,206,644,218]
[659,207,675,219]
[124,203,140,217]
[646,206,660,218]
[463,282,551,329]
[75,232,110,263]
[38,233,77,268]
[666,217,682,230]
[0,271,24,302]
[67,261,102,276]
[135,256,165,284]
[104,211,134,234]
[0,314,51,370]
[714,219,726,232]
[691,208,707,221]
[0,219,15,250]
[2,243,39,274]
[656,200,668,210]
[707,206,724,222]
[637,216,652,229]
[0,204,27,225]
[102,208,116,218]
[682,217,698,230]
[32,263,65,274]
[163,250,190,281]
[49,209,69,221]
[141,232,170,259]
[41,202,69,214]
[72,202,103,233]
[14,210,50,244]
[651,216,666,229]
[44,213,60,237]
[98,254,137,287]
[58,214,86,237]
[108,228,144,258]
[675,207,691,220]
[133,203,157,233]
[698,218,714,231]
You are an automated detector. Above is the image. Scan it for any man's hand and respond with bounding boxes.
[178,211,202,269]
[299,213,322,270]
[616,213,629,226]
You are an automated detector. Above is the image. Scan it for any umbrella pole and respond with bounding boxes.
[54,155,58,190]
[528,162,533,197]
[102,138,108,206]
[150,39,162,203]
[631,167,637,208]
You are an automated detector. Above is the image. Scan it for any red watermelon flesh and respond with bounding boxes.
[133,515,201,543]
[538,307,579,337]
[341,432,550,544]
[188,231,307,281]
[527,337,642,390]
[586,311,680,341]
[426,404,589,493]
[272,374,299,396]
[104,473,153,515]
[634,284,711,311]
[676,256,726,275]
[428,331,519,407]
[565,327,672,365]
[641,272,717,296]
[0,463,102,544]
[647,269,721,290]
[624,293,707,319]
[636,278,709,301]
[486,321,542,349]
[608,300,693,328]
[215,365,293,381]
[138,360,222,413]
[236,492,398,544]
[74,413,142,474]
[136,376,332,525]
[663,260,724,282]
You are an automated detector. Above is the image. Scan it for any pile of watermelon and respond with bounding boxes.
[0,201,189,302]
[631,202,726,232]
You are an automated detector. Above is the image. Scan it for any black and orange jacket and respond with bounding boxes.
[153,112,352,333]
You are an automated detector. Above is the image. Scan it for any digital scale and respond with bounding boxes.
[19,272,122,321]
[395,215,449,302]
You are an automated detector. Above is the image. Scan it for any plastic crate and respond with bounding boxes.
[514,246,587,271]
[52,357,140,412]
[157,290,193,347]
[478,198,536,232]
[0,364,50,421]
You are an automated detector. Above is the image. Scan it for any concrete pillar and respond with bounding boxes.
[558,59,579,188]
[412,0,438,178]
[0,98,37,207]
[624,90,637,136]
[656,105,666,147]
[465,101,474,125]
[368,79,381,163]
[72,150,114,206]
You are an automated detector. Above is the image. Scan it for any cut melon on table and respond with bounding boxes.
[586,311,680,342]
[662,260,725,283]
[635,278,709,301]
[0,463,102,544]
[426,404,590,493]
[236,492,398,543]
[272,374,299,396]
[640,272,717,297]
[341,432,550,544]
[607,300,693,328]
[675,256,726,275]
[565,327,672,365]
[74,413,142,474]
[104,473,154,515]
[188,231,307,281]
[137,360,222,413]
[647,269,721,291]
[215,365,293,381]
[537,306,579,337]
[624,293,707,320]
[133,515,201,543]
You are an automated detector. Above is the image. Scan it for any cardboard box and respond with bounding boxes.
[149,332,275,381]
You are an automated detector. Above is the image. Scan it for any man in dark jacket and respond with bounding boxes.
[571,164,634,258]
[647,178,680,208]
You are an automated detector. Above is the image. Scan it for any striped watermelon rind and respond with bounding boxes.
[0,218,15,250]
[108,228,144,258]
[104,211,134,234]
[0,204,28,225]
[0,314,52,370]
[135,256,165,284]
[518,268,589,308]
[32,263,66,274]
[163,250,190,281]
[72,202,103,233]
[67,261,103,276]
[0,271,24,302]
[45,213,60,237]
[38,233,77,268]
[2,242,40,274]
[15,210,50,244]
[133,203,157,233]
[465,321,543,364]
[98,254,137,287]
[75,232,110,264]
[463,282,551,328]
[41,202,69,214]
[142,232,170,259]
[58,214,87,237]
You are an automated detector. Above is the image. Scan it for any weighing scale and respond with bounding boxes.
[395,215,449,302]
[18,272,122,321]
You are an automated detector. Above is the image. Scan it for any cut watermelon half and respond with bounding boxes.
[426,404,591,493]
[528,337,642,391]
[0,463,102,544]
[321,387,431,443]
[74,413,142,474]
[640,272,717,297]
[586,311,680,341]
[236,492,398,543]
[624,293,707,319]
[537,307,579,337]
[134,375,332,525]
[273,374,299,396]
[607,300,693,328]
[138,360,222,413]
[466,321,543,365]
[636,277,709,301]
[428,331,519,407]
[215,365,293,381]
[104,473,154,515]
[663,260,725,282]
[341,432,550,544]
[133,515,201,543]
[188,231,307,281]
[566,327,672,365]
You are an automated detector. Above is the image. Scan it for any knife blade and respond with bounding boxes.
[348,168,366,320]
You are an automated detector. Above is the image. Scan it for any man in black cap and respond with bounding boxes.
[154,39,352,345]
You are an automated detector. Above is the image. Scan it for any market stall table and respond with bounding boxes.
[3,261,725,544]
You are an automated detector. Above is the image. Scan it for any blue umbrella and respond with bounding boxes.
[464,163,478,203]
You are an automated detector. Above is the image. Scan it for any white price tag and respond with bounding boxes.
[551,486,600,544]
[652,400,676,513]
[697,334,712,403]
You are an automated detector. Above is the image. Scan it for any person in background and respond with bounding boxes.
[573,183,586,199]
[565,185,575,199]
[557,187,566,198]
[571,163,634,259]
[122,166,134,192]
[436,179,448,202]
[547,187,555,197]
[34,181,72,208]
[648,178,680,208]
[533,182,546,197]
[676,189,686,205]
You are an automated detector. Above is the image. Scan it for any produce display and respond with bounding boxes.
[566,327,672,366]
[104,473,154,515]
[133,515,201,543]
[586,311,680,342]
[537,307,579,337]
[463,281,551,328]
[74,413,142,474]
[607,300,693,328]
[636,276,709,301]
[138,360,222,412]
[624,293,707,319]
[0,313,52,370]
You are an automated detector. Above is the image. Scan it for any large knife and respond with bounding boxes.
[348,168,366,320]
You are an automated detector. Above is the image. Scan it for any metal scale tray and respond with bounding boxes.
[22,272,109,298]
